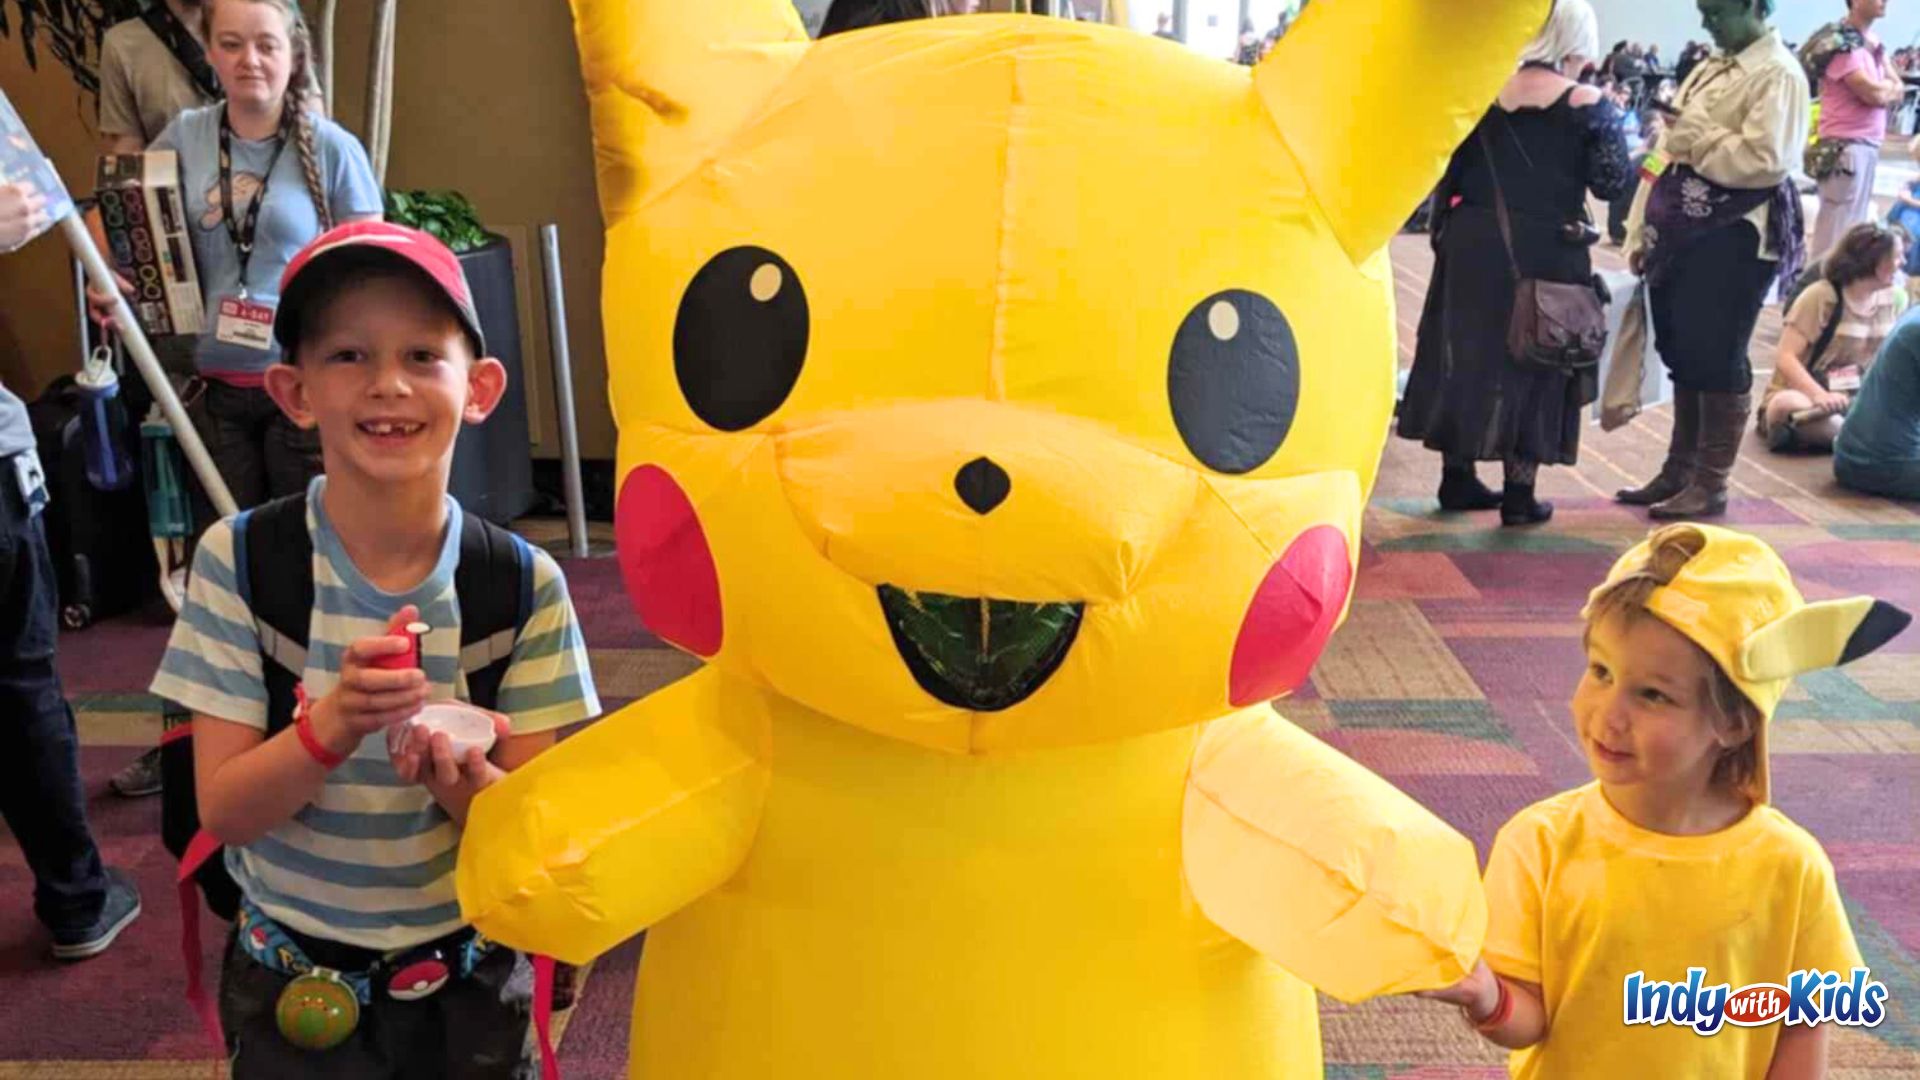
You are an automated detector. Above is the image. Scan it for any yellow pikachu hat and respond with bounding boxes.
[1586,524,1912,803]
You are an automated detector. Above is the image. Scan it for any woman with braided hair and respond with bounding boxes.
[90,0,381,522]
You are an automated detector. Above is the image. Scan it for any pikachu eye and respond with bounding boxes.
[673,246,809,431]
[1166,289,1300,474]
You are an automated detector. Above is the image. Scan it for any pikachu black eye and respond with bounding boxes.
[1167,289,1300,474]
[673,246,809,431]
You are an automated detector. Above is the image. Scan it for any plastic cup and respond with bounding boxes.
[405,702,499,760]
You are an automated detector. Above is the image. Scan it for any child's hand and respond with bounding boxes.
[390,709,513,824]
[1416,958,1502,1023]
[308,606,429,756]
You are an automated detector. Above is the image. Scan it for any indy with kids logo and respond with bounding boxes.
[1625,967,1890,1035]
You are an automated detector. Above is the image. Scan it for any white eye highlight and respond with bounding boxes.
[1208,299,1240,342]
[750,263,784,303]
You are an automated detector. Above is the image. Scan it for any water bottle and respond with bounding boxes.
[75,342,134,492]
[141,406,193,540]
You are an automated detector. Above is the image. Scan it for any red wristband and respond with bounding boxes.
[293,684,347,770]
[1472,975,1515,1033]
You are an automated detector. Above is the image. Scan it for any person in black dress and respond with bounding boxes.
[1400,0,1631,526]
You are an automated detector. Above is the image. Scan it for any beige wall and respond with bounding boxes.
[0,0,617,458]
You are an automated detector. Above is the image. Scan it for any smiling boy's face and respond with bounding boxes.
[265,270,506,490]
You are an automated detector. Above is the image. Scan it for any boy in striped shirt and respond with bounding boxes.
[151,221,598,1078]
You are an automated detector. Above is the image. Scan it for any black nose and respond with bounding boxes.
[954,456,1011,515]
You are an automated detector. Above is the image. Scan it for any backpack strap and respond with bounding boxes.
[139,3,222,101]
[1808,290,1846,377]
[453,511,535,712]
[238,493,316,735]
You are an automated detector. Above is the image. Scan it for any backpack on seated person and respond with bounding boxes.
[158,490,535,921]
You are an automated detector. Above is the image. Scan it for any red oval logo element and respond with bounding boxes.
[1723,983,1790,1026]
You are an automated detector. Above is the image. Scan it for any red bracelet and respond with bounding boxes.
[293,684,347,770]
[1472,975,1515,1033]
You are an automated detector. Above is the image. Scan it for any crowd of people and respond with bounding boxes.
[1404,0,1920,522]
[0,1,1914,1078]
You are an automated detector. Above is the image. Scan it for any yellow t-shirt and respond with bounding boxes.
[1482,782,1862,1080]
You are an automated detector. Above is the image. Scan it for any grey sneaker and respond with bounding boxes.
[51,868,142,961]
[110,747,163,798]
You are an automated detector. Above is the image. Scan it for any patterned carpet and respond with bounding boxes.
[2,234,1917,1078]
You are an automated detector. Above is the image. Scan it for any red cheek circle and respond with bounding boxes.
[1228,525,1354,707]
[615,465,723,657]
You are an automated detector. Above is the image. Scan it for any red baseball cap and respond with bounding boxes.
[274,220,486,356]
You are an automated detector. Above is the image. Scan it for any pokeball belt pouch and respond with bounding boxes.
[233,896,495,1051]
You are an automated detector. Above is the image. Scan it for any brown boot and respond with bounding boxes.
[1650,391,1749,520]
[1617,389,1698,505]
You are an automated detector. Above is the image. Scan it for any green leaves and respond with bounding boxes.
[877,586,1085,711]
[382,188,490,253]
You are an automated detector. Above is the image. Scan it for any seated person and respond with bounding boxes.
[1761,223,1902,452]
[1836,306,1920,501]
[1888,152,1920,300]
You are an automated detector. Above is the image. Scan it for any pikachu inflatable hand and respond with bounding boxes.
[458,2,1550,1076]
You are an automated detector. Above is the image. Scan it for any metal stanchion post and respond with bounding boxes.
[540,224,591,559]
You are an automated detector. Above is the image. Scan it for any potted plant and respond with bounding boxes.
[383,188,536,523]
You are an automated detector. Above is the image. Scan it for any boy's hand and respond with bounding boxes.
[1416,958,1502,1023]
[390,710,513,824]
[308,606,429,757]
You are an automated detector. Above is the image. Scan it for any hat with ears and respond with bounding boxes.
[1583,524,1912,803]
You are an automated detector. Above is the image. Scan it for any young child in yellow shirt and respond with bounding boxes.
[1421,524,1910,1079]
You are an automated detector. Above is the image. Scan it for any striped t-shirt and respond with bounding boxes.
[151,476,600,950]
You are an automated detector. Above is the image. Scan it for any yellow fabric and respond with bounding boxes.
[457,669,772,965]
[459,3,1549,1075]
[1483,782,1862,1080]
[1255,0,1555,261]
[1184,708,1488,1003]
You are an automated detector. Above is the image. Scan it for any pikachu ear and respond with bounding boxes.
[1253,0,1550,262]
[569,0,810,224]
[1738,598,1913,683]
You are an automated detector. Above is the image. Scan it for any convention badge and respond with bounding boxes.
[214,296,275,350]
[11,448,48,517]
[1639,150,1668,184]
[275,968,360,1051]
[1827,365,1863,393]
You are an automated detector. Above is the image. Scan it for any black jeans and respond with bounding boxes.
[219,929,537,1079]
[1649,223,1778,394]
[0,453,108,933]
[184,379,323,530]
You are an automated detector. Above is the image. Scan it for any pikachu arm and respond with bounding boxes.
[1182,708,1487,1003]
[1255,0,1551,262]
[457,666,772,965]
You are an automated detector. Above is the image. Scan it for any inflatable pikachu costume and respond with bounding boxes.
[459,2,1549,1075]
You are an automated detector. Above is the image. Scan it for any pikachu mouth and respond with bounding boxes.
[877,587,1085,712]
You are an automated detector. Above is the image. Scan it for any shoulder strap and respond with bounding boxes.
[1477,128,1522,282]
[239,493,315,734]
[139,6,222,101]
[453,512,534,712]
[1810,286,1846,371]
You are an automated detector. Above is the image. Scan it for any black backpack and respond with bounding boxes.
[160,491,534,919]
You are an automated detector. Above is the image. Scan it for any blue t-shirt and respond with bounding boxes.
[153,104,382,376]
[1836,308,1920,471]
[150,476,602,949]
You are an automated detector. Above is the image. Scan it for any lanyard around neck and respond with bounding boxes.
[218,110,287,298]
